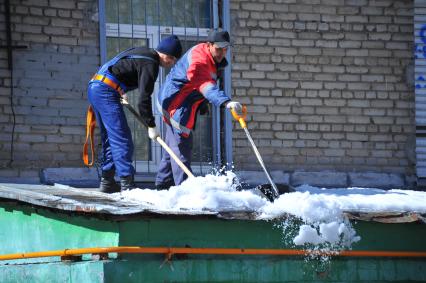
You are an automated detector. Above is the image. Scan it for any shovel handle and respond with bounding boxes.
[121,98,195,179]
[231,106,247,129]
[155,136,195,178]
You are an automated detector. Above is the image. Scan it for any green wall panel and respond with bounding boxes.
[1,201,426,282]
[0,260,105,283]
[118,218,288,248]
[104,258,426,283]
[0,202,118,264]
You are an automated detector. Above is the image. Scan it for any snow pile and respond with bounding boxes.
[117,171,267,213]
[114,172,426,250]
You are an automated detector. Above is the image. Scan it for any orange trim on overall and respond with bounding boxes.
[1,246,426,261]
[91,74,125,96]
[82,105,96,167]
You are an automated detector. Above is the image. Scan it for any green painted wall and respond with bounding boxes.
[0,260,105,283]
[2,258,425,283]
[118,218,286,248]
[104,258,426,282]
[0,202,118,264]
[1,201,426,282]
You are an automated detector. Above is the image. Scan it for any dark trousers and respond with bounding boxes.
[87,82,134,177]
[155,123,193,186]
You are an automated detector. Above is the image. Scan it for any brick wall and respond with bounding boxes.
[230,0,415,175]
[0,0,417,179]
[0,0,99,169]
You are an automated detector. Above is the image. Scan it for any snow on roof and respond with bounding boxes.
[116,171,426,248]
[1,171,426,248]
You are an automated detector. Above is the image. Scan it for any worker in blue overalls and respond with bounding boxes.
[86,35,182,193]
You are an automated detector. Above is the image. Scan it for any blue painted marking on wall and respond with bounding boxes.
[415,45,426,58]
[416,25,426,89]
[416,76,426,89]
[421,25,426,43]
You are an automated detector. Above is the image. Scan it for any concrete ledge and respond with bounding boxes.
[2,168,412,190]
[0,169,40,184]
[348,172,405,189]
[0,177,40,184]
[291,171,348,188]
[237,170,290,185]
[239,170,408,189]
[40,167,99,187]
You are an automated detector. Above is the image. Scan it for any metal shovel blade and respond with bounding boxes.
[242,127,279,201]
[233,177,293,203]
[255,184,278,202]
[230,107,280,201]
[255,183,294,202]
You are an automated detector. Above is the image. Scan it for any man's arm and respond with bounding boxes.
[137,63,159,128]
[186,55,230,107]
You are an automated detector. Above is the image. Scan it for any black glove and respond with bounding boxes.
[199,100,210,115]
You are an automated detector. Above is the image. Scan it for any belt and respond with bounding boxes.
[91,74,125,96]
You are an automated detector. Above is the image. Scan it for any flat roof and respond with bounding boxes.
[0,182,425,223]
[0,183,255,220]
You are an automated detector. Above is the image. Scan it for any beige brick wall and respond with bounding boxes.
[0,0,99,169]
[230,0,415,175]
[0,0,416,179]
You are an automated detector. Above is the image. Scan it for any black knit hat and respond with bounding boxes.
[156,35,182,58]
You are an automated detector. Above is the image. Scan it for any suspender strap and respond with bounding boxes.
[91,54,157,95]
[83,105,96,167]
[125,55,157,62]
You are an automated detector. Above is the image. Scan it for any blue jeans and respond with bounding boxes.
[155,123,193,186]
[87,82,134,177]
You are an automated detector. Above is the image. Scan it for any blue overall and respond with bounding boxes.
[88,49,156,177]
[155,123,193,186]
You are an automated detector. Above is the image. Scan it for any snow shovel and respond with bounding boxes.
[121,98,195,179]
[231,106,279,201]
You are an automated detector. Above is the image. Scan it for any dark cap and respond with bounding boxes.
[156,35,183,59]
[207,30,231,48]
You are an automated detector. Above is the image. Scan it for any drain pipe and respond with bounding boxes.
[1,246,426,261]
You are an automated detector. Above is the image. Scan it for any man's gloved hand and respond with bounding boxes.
[121,94,129,104]
[225,101,243,113]
[148,127,160,140]
[199,100,210,115]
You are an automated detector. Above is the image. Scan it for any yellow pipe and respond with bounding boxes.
[1,246,426,261]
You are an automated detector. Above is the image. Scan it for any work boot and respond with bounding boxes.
[120,175,136,191]
[100,170,121,193]
[155,179,175,190]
